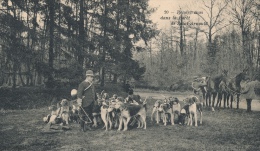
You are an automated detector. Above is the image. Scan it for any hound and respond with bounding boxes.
[158,98,175,126]
[151,99,164,124]
[58,99,70,125]
[183,96,203,127]
[100,101,115,131]
[170,97,181,125]
[114,101,147,131]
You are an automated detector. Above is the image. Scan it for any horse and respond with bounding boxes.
[217,68,249,109]
[218,79,230,108]
[204,70,228,111]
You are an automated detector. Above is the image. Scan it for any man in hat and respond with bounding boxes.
[77,70,97,131]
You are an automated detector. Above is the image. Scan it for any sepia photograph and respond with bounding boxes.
[0,0,260,150]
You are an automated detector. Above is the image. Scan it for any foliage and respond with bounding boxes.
[0,0,157,88]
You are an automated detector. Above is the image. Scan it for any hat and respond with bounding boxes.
[86,70,94,76]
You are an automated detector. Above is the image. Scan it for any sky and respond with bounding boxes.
[148,0,203,29]
[146,0,237,44]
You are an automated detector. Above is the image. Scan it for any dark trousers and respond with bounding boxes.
[79,102,94,128]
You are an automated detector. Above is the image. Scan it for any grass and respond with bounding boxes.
[0,93,260,151]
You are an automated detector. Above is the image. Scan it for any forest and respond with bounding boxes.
[0,0,259,90]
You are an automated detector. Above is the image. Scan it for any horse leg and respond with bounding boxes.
[217,92,222,108]
[246,99,252,112]
[205,93,209,107]
[223,92,227,108]
[202,91,206,107]
[208,93,212,107]
[230,95,233,109]
[237,94,240,109]
[212,93,217,108]
[215,93,219,108]
[226,93,230,108]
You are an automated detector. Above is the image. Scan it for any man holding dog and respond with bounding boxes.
[77,70,97,131]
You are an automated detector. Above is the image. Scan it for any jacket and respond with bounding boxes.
[77,80,97,107]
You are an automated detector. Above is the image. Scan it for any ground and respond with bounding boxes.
[0,90,260,151]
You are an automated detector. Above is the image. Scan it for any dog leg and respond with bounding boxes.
[65,115,69,125]
[151,107,156,122]
[163,113,167,126]
[189,113,192,126]
[114,117,119,128]
[137,117,141,128]
[108,115,113,130]
[123,117,131,131]
[101,112,108,131]
[194,112,198,127]
[137,117,143,128]
[186,116,189,126]
[200,111,202,125]
[92,116,98,128]
[171,113,174,125]
[156,111,159,124]
[187,115,190,126]
[140,118,144,128]
[117,117,123,131]
[142,115,146,129]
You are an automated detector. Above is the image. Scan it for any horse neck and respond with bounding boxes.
[235,73,244,88]
[235,76,242,87]
[212,74,225,87]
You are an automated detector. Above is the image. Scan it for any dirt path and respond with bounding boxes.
[135,90,260,111]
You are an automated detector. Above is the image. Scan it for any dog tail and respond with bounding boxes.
[101,90,105,96]
[142,96,148,110]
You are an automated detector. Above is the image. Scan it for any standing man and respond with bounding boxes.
[77,70,97,131]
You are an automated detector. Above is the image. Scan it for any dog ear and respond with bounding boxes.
[174,97,179,103]
[191,97,196,103]
[188,98,194,104]
[169,99,174,106]
[192,96,199,103]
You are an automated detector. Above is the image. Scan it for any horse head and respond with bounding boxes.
[235,68,250,88]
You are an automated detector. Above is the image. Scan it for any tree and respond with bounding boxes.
[196,0,229,75]
[228,0,259,111]
[229,0,258,78]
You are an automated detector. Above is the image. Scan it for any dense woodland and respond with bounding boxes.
[0,0,259,90]
[0,0,157,89]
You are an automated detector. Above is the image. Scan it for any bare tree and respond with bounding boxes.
[196,0,229,75]
[198,0,229,44]
[228,0,258,78]
[228,0,258,111]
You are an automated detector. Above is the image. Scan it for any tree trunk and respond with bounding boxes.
[179,14,184,56]
[101,0,108,87]
[47,0,55,86]
[18,67,26,86]
[78,0,84,67]
[12,62,17,89]
[113,73,118,83]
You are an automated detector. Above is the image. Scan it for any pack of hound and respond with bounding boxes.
[43,89,204,132]
[43,89,148,131]
[150,95,203,127]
